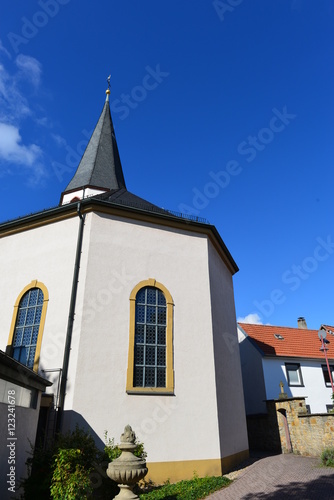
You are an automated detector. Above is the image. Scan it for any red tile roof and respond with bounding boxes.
[238,323,334,360]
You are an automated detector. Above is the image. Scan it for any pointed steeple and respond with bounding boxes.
[61,85,126,204]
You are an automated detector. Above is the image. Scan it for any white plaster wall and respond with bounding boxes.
[238,327,267,415]
[0,217,84,397]
[207,242,249,458]
[0,210,246,466]
[262,357,333,413]
[57,214,92,409]
[69,212,223,463]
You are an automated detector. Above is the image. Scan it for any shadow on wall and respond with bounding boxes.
[61,410,105,450]
[246,408,281,453]
[61,411,134,497]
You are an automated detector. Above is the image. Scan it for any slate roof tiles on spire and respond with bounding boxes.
[64,89,126,193]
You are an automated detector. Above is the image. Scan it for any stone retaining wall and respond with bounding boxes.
[297,414,334,455]
[247,397,334,456]
[275,398,334,455]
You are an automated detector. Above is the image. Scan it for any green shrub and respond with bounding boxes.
[22,425,108,499]
[103,433,121,462]
[104,430,147,461]
[138,475,231,499]
[50,448,93,499]
[321,447,334,467]
[21,427,146,499]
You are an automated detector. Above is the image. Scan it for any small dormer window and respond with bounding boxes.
[274,334,284,340]
[70,197,81,203]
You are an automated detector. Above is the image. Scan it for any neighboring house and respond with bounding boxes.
[0,87,248,484]
[238,319,334,415]
[0,351,52,493]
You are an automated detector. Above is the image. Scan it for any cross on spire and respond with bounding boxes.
[106,75,111,102]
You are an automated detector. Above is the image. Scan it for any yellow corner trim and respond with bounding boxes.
[145,450,249,483]
[126,279,174,393]
[7,280,49,372]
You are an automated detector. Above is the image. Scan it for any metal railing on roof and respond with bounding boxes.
[104,197,209,224]
[0,197,209,226]
[165,209,208,224]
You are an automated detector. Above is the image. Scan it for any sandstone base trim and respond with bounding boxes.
[146,449,249,483]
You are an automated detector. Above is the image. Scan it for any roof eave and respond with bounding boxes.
[0,350,52,391]
[0,197,239,274]
[262,353,334,362]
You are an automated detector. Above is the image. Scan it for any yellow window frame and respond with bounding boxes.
[7,280,49,372]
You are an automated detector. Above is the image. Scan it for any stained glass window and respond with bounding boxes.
[12,288,44,369]
[134,287,166,387]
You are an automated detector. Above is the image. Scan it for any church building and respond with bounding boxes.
[0,86,248,483]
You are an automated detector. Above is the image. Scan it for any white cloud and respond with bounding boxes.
[0,47,48,183]
[35,116,49,127]
[51,133,67,148]
[0,50,42,123]
[0,122,41,165]
[0,62,31,122]
[237,313,263,325]
[15,54,42,88]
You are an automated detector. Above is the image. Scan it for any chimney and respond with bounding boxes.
[297,317,307,329]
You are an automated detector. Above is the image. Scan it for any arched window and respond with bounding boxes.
[134,286,167,388]
[127,279,174,394]
[8,281,49,372]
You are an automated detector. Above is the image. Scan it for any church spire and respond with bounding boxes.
[61,78,126,205]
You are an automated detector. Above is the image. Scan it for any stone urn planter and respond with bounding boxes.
[107,425,148,499]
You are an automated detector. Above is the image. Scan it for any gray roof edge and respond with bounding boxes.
[0,197,238,274]
[0,350,52,391]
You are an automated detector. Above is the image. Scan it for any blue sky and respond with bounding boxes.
[0,0,333,329]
